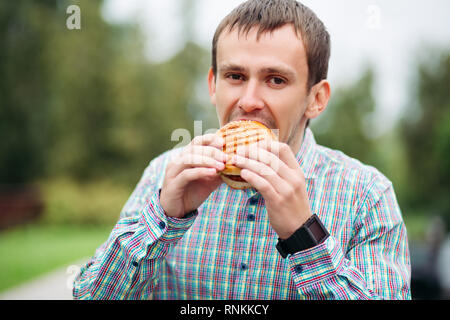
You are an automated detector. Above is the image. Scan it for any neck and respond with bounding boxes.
[287,118,307,157]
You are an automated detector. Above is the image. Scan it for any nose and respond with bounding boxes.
[238,80,264,112]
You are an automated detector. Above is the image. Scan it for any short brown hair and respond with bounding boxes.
[212,0,331,91]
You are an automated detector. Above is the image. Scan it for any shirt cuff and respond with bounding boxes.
[288,236,345,288]
[141,190,198,244]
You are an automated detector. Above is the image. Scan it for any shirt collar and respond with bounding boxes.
[295,127,318,180]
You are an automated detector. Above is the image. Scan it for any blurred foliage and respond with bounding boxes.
[39,177,130,226]
[312,51,450,231]
[400,51,450,224]
[0,0,55,183]
[311,67,410,204]
[0,0,211,187]
[312,68,379,166]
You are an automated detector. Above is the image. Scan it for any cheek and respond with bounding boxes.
[214,83,238,123]
[269,91,306,139]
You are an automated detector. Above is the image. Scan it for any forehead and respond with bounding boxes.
[216,24,308,75]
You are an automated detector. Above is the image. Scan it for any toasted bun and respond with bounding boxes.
[217,120,277,189]
[219,173,252,190]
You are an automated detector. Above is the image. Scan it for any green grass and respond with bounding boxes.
[0,177,132,293]
[0,223,113,293]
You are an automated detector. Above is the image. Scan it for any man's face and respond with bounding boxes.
[209,24,314,152]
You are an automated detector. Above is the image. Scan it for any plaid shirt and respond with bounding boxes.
[73,128,411,300]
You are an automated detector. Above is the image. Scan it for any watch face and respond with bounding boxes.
[276,215,329,258]
[309,217,329,241]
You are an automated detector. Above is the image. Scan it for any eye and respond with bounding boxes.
[226,73,245,82]
[268,76,286,87]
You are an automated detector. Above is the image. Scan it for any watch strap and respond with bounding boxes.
[276,214,329,258]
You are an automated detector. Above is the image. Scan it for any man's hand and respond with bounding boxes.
[231,141,312,239]
[160,134,226,218]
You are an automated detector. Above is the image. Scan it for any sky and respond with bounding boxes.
[101,0,450,134]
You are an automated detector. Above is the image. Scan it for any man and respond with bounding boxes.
[73,0,411,299]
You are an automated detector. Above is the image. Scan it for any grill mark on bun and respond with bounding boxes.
[222,129,268,153]
[217,120,277,189]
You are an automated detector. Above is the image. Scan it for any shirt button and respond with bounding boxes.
[158,221,166,230]
[247,214,255,221]
[249,197,259,205]
[294,264,303,274]
[240,263,248,271]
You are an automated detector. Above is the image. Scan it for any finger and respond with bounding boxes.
[185,145,227,163]
[240,169,278,201]
[176,167,219,189]
[191,133,224,149]
[232,154,289,194]
[168,144,227,177]
[170,153,225,177]
[259,140,300,170]
[233,152,298,198]
[235,144,291,180]
[236,156,297,203]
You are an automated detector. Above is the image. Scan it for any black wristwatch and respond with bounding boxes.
[276,214,329,259]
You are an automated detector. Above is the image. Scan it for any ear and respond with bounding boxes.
[304,80,331,120]
[207,68,217,106]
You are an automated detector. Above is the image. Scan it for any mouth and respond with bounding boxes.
[235,118,274,130]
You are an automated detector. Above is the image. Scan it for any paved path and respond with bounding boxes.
[0,259,86,300]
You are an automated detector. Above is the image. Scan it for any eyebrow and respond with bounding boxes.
[260,67,296,79]
[218,63,296,80]
[218,63,247,74]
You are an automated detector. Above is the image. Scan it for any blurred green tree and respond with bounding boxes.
[400,50,450,224]
[0,0,58,183]
[0,0,211,187]
[44,0,210,186]
[311,67,380,167]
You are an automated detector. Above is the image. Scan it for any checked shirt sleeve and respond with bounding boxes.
[73,153,196,300]
[288,180,411,300]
